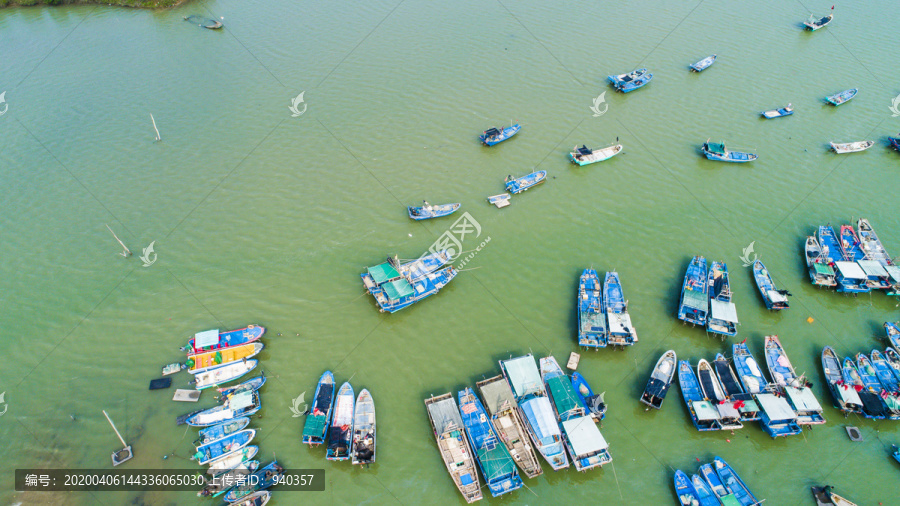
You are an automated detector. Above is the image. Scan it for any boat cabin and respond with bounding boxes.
[755,393,802,437]
[784,386,825,424]
[708,300,739,337]
[561,416,612,471]
[833,261,870,293]
[483,128,501,139]
[886,266,900,296]
[680,289,708,324]
[856,260,891,289]
[607,312,637,346]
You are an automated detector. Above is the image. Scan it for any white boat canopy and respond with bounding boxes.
[834,382,863,406]
[857,260,888,277]
[503,356,543,398]
[230,391,254,410]
[756,393,797,421]
[715,402,740,419]
[607,312,634,335]
[709,300,739,323]
[562,416,609,456]
[194,329,220,348]
[693,401,721,421]
[834,261,867,279]
[885,266,900,283]
[767,290,789,303]
[785,386,823,412]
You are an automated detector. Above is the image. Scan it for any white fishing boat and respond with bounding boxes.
[568,144,623,166]
[830,140,874,154]
[194,359,259,390]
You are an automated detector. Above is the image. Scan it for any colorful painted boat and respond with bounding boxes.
[424,393,482,503]
[458,388,523,497]
[707,261,738,338]
[229,490,271,506]
[351,389,376,466]
[762,104,793,118]
[505,170,546,194]
[571,372,606,421]
[691,473,723,506]
[186,390,261,427]
[577,268,607,348]
[732,342,769,394]
[475,375,543,479]
[641,350,676,410]
[222,460,283,503]
[608,68,652,92]
[569,144,622,165]
[192,429,255,465]
[302,371,335,445]
[184,325,265,355]
[839,225,867,261]
[193,359,259,391]
[216,374,266,400]
[753,259,789,309]
[831,140,874,153]
[713,353,760,422]
[678,256,709,326]
[804,11,833,31]
[806,235,837,287]
[764,335,825,424]
[197,460,259,498]
[207,445,258,474]
[361,251,457,313]
[857,219,894,267]
[821,346,863,415]
[195,417,250,445]
[701,140,758,162]
[674,470,702,505]
[856,353,900,418]
[480,124,521,146]
[605,271,638,345]
[187,343,264,374]
[825,88,857,105]
[408,202,461,220]
[714,457,759,506]
[689,54,717,72]
[326,382,355,461]
[842,357,888,419]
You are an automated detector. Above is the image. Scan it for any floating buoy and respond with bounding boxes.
[807,317,815,323]
[726,439,731,443]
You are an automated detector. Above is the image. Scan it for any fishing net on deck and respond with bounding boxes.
[184,15,223,29]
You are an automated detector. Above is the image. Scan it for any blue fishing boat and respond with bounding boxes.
[833,261,871,293]
[699,462,729,499]
[885,348,900,383]
[806,235,837,287]
[480,124,521,146]
[326,382,355,461]
[184,325,265,355]
[764,335,825,425]
[361,251,457,313]
[302,371,335,445]
[505,171,546,194]
[890,135,900,152]
[817,226,844,263]
[822,346,863,415]
[186,390,261,427]
[856,353,900,418]
[577,269,607,348]
[678,256,709,326]
[641,350,676,410]
[689,54,717,72]
[500,355,569,470]
[195,417,250,445]
[458,388,523,497]
[839,225,867,262]
[761,104,793,118]
[673,470,701,506]
[216,374,267,400]
[701,140,758,162]
[857,219,894,267]
[894,445,900,465]
[714,457,759,506]
[697,359,744,430]
[608,68,652,92]
[571,372,606,421]
[842,358,888,419]
[713,353,760,422]
[732,342,769,394]
[752,259,790,310]
[707,261,738,338]
[804,10,833,31]
[192,429,256,465]
[197,460,259,498]
[476,375,543,479]
[691,474,723,506]
[222,460,283,503]
[407,202,461,221]
[887,323,900,355]
[604,271,638,346]
[678,360,730,431]
[825,88,857,106]
[869,350,900,395]
[424,393,482,503]
[755,393,803,438]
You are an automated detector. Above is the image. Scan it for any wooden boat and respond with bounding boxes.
[691,473,723,506]
[869,350,900,395]
[222,460,283,503]
[608,68,652,92]
[207,445,258,474]
[732,342,769,394]
[689,54,717,72]
[186,390,261,427]
[842,358,888,419]
[499,354,569,470]
[326,382,355,461]
[699,462,729,499]
[577,268,607,348]
[302,371,335,445]
[714,456,759,506]
[713,353,760,422]
[856,353,900,418]
[229,490,271,506]
[458,388,523,496]
[197,460,259,498]
[678,360,734,431]
[640,350,676,409]
[571,372,606,421]
[701,140,758,162]
[407,202,460,221]
[764,335,825,424]
[504,171,546,194]
[762,104,793,118]
[707,261,738,338]
[812,486,857,506]
[480,124,521,146]
[568,144,622,166]
[825,88,857,106]
[674,470,701,506]
[821,347,863,415]
[678,256,709,326]
[351,389,376,466]
[831,140,873,153]
[804,11,833,31]
[424,393,483,503]
[184,325,265,355]
[753,259,790,309]
[856,219,894,267]
[361,251,457,313]
[605,271,638,345]
[216,374,266,400]
[475,375,543,479]
[193,359,259,391]
[195,417,250,445]
[806,235,837,287]
[764,335,799,389]
[187,343,264,374]
[192,429,255,465]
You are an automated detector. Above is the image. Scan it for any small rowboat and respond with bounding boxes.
[192,429,256,465]
[830,140,874,153]
[193,359,259,390]
[826,88,857,106]
[162,362,185,376]
[701,140,757,162]
[608,68,652,92]
[198,460,259,498]
[187,343,264,374]
[689,54,717,72]
[571,371,607,420]
[812,486,857,506]
[480,124,521,146]
[504,170,546,194]
[753,259,790,310]
[351,389,376,465]
[569,144,623,166]
[184,325,265,355]
[762,104,793,118]
[408,202,460,220]
[804,12,833,31]
[223,461,283,503]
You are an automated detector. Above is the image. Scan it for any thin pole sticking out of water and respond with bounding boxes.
[150,113,161,142]
[106,224,131,257]
[610,461,623,500]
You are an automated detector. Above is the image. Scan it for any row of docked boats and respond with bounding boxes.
[577,269,638,348]
[425,354,610,503]
[677,257,740,339]
[805,220,900,295]
[301,371,376,466]
[674,457,760,506]
[163,325,267,390]
[361,250,457,312]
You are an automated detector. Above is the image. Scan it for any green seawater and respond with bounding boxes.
[2,1,900,504]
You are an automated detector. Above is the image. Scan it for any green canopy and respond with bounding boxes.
[706,142,726,154]
[367,262,400,284]
[383,279,414,300]
[813,263,834,275]
[547,376,583,421]
[302,415,327,438]
[682,289,707,311]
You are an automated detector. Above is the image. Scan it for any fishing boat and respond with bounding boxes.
[713,353,760,422]
[678,360,734,431]
[842,358,888,419]
[569,144,623,165]
[192,429,255,465]
[193,359,259,390]
[577,268,607,348]
[761,104,793,118]
[885,347,900,382]
[831,140,874,153]
[697,359,727,403]
[764,335,825,424]
[714,457,759,506]
[707,261,738,338]
[806,235,837,287]
[480,124,521,146]
[699,462,729,499]
[856,354,900,418]
[207,445,258,474]
[825,88,857,106]
[856,219,894,267]
[216,374,266,400]
[230,491,271,506]
[499,355,569,470]
[804,10,833,31]
[458,388,523,496]
[678,256,709,326]
[701,140,757,162]
[691,474,723,506]
[505,171,547,194]
[833,261,871,293]
[839,225,868,262]
[302,371,335,445]
[857,260,891,290]
[869,350,900,396]
[326,382,355,460]
[894,445,900,465]
[187,343,264,375]
[424,393,483,503]
[184,325,265,355]
[407,202,460,221]
[186,390,261,427]
[475,375,543,479]
[608,68,652,92]
[674,470,702,506]
[732,342,769,394]
[198,460,259,498]
[689,54,717,72]
[812,486,857,506]
[821,346,863,415]
[571,372,606,421]
[887,322,900,351]
[755,392,802,437]
[195,417,250,445]
[351,389,376,466]
[605,271,638,345]
[222,460,283,503]
[162,362,185,375]
[640,350,676,410]
[818,226,844,262]
[890,135,900,151]
[361,251,457,313]
[752,260,790,310]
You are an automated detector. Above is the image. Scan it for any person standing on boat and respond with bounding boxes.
[422,200,432,212]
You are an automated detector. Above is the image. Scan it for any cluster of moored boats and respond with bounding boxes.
[805,219,900,295]
[577,269,638,348]
[361,250,457,312]
[301,371,376,466]
[425,354,609,503]
[677,257,741,339]
[674,457,759,506]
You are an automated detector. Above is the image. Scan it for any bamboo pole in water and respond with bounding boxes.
[103,410,128,448]
[150,113,161,141]
[105,224,132,257]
